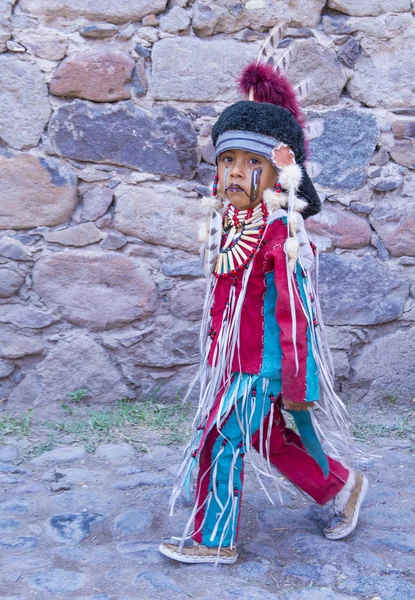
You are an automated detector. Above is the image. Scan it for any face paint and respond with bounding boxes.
[249,167,263,204]
[223,166,229,197]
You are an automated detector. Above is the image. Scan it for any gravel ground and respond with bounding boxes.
[0,407,415,600]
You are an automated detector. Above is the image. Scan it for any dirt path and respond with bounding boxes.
[1,402,414,600]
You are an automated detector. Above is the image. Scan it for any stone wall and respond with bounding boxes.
[1,0,414,410]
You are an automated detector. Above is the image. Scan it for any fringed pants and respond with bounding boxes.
[192,378,349,548]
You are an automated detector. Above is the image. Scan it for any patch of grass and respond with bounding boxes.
[352,407,415,442]
[31,434,59,457]
[394,411,415,437]
[352,421,393,442]
[0,399,191,461]
[69,388,89,403]
[384,393,398,407]
[4,397,413,460]
[49,399,190,436]
[0,409,33,437]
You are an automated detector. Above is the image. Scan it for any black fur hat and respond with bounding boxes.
[212,101,307,164]
[211,67,321,220]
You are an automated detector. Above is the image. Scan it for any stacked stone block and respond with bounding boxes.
[0,0,414,408]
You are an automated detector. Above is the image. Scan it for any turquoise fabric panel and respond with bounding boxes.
[201,414,244,547]
[201,376,275,547]
[295,264,320,402]
[260,265,319,402]
[199,375,329,546]
[260,271,283,379]
[289,409,329,478]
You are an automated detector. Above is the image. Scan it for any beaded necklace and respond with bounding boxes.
[214,201,268,278]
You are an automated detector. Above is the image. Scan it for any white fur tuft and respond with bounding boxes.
[289,213,298,236]
[284,236,299,271]
[263,188,288,213]
[279,163,302,190]
[200,196,223,211]
[294,197,308,212]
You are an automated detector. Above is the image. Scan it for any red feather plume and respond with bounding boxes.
[238,62,305,129]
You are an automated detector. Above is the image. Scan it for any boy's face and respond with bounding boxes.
[217,148,277,210]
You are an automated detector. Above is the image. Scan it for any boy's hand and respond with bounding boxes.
[282,396,315,412]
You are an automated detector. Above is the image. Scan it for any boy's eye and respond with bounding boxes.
[222,156,233,163]
[249,158,261,165]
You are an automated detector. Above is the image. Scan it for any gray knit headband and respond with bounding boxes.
[215,130,281,163]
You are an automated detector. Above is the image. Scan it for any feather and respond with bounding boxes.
[312,29,334,48]
[289,212,298,236]
[294,197,308,212]
[263,188,307,215]
[239,25,318,141]
[200,196,213,210]
[285,236,299,271]
[309,206,339,226]
[263,188,288,213]
[306,232,332,252]
[198,221,208,243]
[206,207,223,275]
[200,195,223,211]
[304,119,324,140]
[256,22,287,65]
[274,43,298,74]
[293,77,316,102]
[304,161,322,179]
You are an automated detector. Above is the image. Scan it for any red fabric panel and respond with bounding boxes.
[208,240,269,373]
[193,394,235,543]
[193,424,217,543]
[208,276,232,367]
[231,264,266,374]
[252,401,349,505]
[207,217,311,402]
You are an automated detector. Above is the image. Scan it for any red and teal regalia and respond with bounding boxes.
[168,59,358,555]
[169,188,354,553]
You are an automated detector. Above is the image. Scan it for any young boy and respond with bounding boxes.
[159,62,367,565]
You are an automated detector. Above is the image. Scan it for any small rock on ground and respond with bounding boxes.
[31,446,87,465]
[95,443,136,464]
[114,509,153,536]
[47,512,104,544]
[28,567,85,592]
[0,445,18,461]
